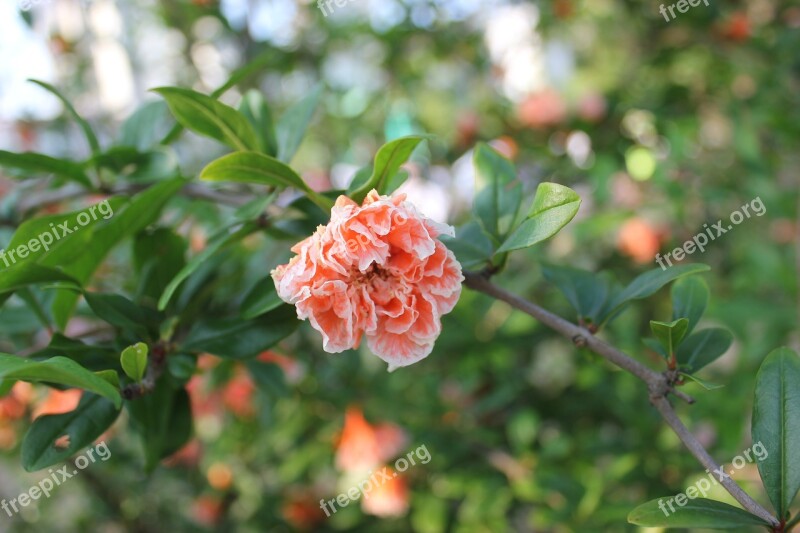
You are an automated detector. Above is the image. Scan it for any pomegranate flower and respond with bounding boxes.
[272,190,463,370]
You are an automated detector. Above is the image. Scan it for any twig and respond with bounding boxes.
[462,270,779,527]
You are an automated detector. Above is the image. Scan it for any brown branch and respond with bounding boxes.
[462,270,779,527]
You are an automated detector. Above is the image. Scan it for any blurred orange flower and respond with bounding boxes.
[617,218,662,264]
[335,407,407,473]
[361,468,409,517]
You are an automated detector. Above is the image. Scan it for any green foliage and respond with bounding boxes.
[120,343,149,383]
[752,347,800,519]
[628,498,771,528]
[348,135,429,203]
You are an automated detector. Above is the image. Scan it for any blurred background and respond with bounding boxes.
[0,0,798,531]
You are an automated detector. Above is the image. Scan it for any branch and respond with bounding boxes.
[462,270,779,527]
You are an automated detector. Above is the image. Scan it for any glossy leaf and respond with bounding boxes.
[650,318,689,356]
[348,135,428,203]
[672,276,709,336]
[752,347,800,518]
[628,497,771,528]
[22,393,119,471]
[121,343,148,382]
[676,328,733,373]
[200,151,333,211]
[497,182,581,253]
[152,87,260,152]
[0,354,121,408]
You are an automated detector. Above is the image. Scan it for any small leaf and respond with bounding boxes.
[348,135,429,203]
[650,318,689,356]
[152,87,260,152]
[672,276,709,336]
[628,497,771,528]
[676,328,733,373]
[121,343,149,382]
[0,151,92,188]
[0,354,121,408]
[200,151,333,211]
[276,85,322,162]
[752,347,800,518]
[21,393,119,471]
[497,182,581,253]
[472,143,522,242]
[680,373,723,390]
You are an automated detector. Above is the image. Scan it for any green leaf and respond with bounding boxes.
[497,182,581,253]
[439,222,495,270]
[650,318,689,356]
[127,376,191,471]
[241,280,284,320]
[752,347,800,518]
[182,306,298,360]
[152,87,260,152]
[672,276,709,336]
[21,393,119,471]
[84,292,158,339]
[0,265,78,295]
[607,264,711,314]
[157,222,258,311]
[628,497,771,528]
[95,370,120,389]
[348,135,429,203]
[680,373,723,390]
[676,328,733,373]
[200,151,332,211]
[472,143,521,242]
[542,265,618,326]
[133,227,187,302]
[121,343,148,382]
[44,178,185,328]
[118,100,174,150]
[239,89,277,156]
[0,151,92,188]
[29,79,101,154]
[0,354,121,408]
[276,85,322,162]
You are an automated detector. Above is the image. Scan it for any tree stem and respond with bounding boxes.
[462,270,779,527]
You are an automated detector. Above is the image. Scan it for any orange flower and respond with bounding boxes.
[272,190,463,370]
[32,389,82,419]
[361,467,409,517]
[617,218,662,264]
[336,407,407,472]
